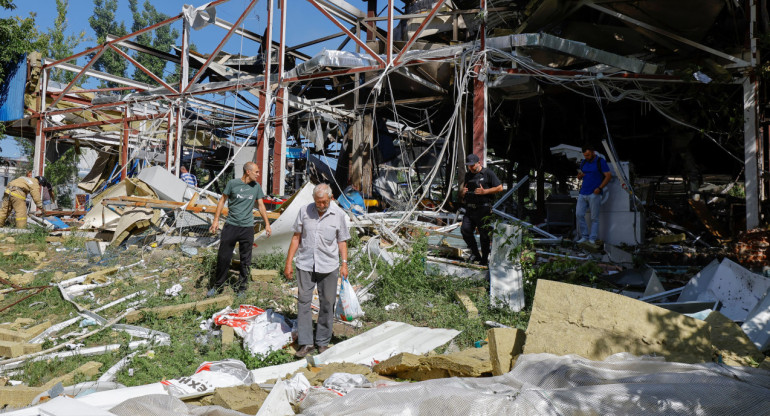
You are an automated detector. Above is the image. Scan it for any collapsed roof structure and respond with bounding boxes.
[1,0,767,231]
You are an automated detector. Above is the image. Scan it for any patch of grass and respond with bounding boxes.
[251,251,286,271]
[0,251,34,270]
[62,234,87,250]
[348,227,361,249]
[14,226,48,247]
[363,237,528,348]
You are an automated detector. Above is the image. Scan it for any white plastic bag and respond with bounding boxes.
[336,278,364,321]
[161,359,253,396]
[323,373,371,394]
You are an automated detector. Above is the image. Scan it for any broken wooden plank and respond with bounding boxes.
[454,291,479,319]
[102,196,280,219]
[125,295,233,323]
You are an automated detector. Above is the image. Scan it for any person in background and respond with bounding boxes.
[0,176,47,228]
[459,154,503,266]
[181,165,198,187]
[208,162,271,297]
[284,183,350,358]
[575,144,612,244]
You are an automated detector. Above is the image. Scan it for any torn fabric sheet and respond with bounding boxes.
[182,2,217,30]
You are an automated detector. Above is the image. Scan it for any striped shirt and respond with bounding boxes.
[181,172,197,187]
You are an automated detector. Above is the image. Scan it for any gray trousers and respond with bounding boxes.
[296,267,338,346]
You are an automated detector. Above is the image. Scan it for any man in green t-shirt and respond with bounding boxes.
[207,162,272,296]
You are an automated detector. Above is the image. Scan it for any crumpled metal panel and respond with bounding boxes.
[487,33,657,74]
[285,50,378,79]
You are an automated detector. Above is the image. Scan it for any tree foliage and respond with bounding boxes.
[88,0,128,85]
[0,0,47,136]
[47,0,87,84]
[166,43,197,86]
[0,1,47,87]
[46,146,80,187]
[129,0,179,84]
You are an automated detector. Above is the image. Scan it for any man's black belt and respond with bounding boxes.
[465,203,491,210]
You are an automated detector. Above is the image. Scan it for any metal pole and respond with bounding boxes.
[472,0,487,165]
[121,106,129,180]
[258,0,274,191]
[34,67,48,176]
[744,76,760,229]
[175,16,191,177]
[272,0,287,195]
[387,0,393,64]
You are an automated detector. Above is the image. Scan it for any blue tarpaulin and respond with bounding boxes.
[0,54,26,122]
[44,216,70,229]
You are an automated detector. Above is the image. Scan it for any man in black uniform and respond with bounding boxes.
[459,154,503,265]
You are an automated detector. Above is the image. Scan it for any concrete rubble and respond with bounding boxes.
[524,280,713,363]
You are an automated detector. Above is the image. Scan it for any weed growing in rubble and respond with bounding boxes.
[14,225,48,247]
[193,248,218,287]
[497,225,604,305]
[0,251,34,269]
[251,251,285,271]
[347,227,361,249]
[364,237,528,348]
[62,234,87,250]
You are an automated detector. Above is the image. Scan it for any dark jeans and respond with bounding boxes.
[211,223,254,292]
[461,205,492,260]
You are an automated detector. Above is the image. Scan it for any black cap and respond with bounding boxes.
[35,176,50,188]
[465,154,480,166]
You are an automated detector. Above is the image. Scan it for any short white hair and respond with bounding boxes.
[313,183,333,198]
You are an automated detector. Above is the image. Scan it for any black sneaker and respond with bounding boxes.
[468,254,481,264]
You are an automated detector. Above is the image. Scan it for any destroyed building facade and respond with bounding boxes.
[0,0,766,239]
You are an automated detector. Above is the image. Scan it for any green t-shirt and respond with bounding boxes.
[223,179,265,227]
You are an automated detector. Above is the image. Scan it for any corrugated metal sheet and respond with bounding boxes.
[0,54,26,122]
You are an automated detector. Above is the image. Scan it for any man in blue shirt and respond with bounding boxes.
[576,145,611,244]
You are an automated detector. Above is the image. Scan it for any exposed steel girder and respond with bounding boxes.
[183,0,261,93]
[394,0,448,65]
[107,44,178,93]
[43,112,168,133]
[307,0,387,66]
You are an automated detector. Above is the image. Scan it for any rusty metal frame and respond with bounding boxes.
[393,0,448,65]
[307,0,387,66]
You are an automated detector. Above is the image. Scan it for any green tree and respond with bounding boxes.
[166,43,197,86]
[46,146,80,206]
[0,0,47,135]
[88,0,128,86]
[129,0,179,85]
[47,0,87,85]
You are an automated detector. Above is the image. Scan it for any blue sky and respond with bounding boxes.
[9,0,404,64]
[3,0,407,157]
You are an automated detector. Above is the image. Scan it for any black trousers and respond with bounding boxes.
[211,223,254,292]
[461,205,492,260]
